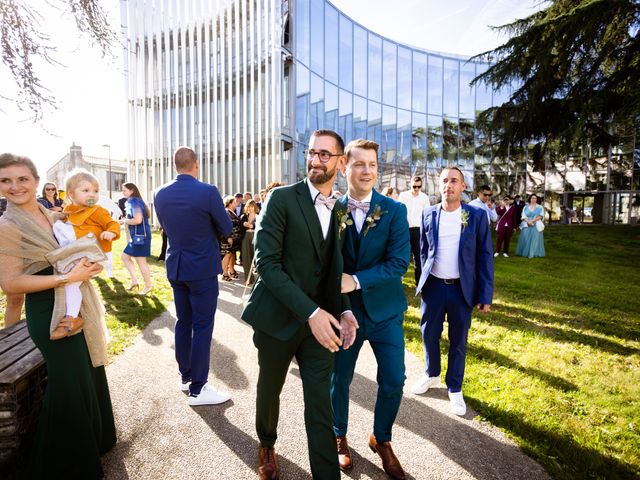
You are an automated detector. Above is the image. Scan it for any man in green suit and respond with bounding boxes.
[242,129,358,480]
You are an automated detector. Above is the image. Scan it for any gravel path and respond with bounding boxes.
[102,277,550,480]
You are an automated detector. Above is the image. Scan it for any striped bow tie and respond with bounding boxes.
[315,193,337,210]
[348,198,370,214]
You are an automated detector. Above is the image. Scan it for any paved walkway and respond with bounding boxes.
[102,277,550,480]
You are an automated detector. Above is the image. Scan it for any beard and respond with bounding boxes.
[307,162,336,186]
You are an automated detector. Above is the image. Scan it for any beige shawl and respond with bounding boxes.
[0,202,108,367]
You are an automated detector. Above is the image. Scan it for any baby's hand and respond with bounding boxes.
[101,231,117,241]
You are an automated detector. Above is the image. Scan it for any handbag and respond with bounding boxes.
[132,223,146,245]
[535,220,545,232]
[45,233,107,274]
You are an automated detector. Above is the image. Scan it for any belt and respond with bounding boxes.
[432,276,460,285]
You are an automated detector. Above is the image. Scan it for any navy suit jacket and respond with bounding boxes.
[416,203,494,307]
[337,190,410,322]
[154,174,232,281]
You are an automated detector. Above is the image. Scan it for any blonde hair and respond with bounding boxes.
[65,168,99,195]
[344,138,379,160]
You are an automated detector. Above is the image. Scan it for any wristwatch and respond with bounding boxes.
[55,274,70,286]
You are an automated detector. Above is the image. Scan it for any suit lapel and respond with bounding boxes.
[296,180,324,259]
[432,204,442,252]
[358,189,382,251]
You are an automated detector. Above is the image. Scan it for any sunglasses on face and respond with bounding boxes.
[412,185,422,189]
[45,188,56,191]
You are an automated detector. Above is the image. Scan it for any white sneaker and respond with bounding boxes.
[410,375,441,395]
[494,252,499,257]
[188,383,230,406]
[448,391,466,416]
[503,253,509,258]
[180,380,191,392]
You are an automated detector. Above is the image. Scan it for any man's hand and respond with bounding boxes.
[100,231,117,241]
[308,309,342,352]
[339,311,359,350]
[341,273,357,293]
[476,303,491,313]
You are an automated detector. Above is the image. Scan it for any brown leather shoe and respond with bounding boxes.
[336,435,352,471]
[258,446,279,480]
[368,433,406,480]
[50,316,84,340]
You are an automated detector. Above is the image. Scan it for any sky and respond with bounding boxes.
[0,0,544,177]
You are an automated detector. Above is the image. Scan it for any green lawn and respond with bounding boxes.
[403,225,640,480]
[1,225,639,479]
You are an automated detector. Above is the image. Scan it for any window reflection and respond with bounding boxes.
[383,40,397,106]
[443,116,458,163]
[427,115,442,167]
[354,95,367,138]
[443,59,459,117]
[459,62,475,120]
[296,0,310,66]
[339,15,353,91]
[428,55,442,115]
[397,47,412,110]
[325,81,338,131]
[310,0,324,74]
[413,52,427,113]
[353,26,367,96]
[368,34,382,102]
[324,5,338,84]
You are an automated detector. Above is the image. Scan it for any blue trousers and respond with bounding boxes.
[331,295,405,442]
[170,277,219,395]
[420,276,473,393]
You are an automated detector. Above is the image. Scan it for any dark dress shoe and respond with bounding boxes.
[336,435,352,470]
[368,433,406,480]
[258,446,279,480]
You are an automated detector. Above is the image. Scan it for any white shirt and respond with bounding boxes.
[346,191,373,291]
[431,207,461,279]
[398,190,430,228]
[468,198,498,223]
[307,181,332,239]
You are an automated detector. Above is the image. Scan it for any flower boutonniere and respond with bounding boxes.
[336,208,353,239]
[461,209,469,232]
[363,205,387,236]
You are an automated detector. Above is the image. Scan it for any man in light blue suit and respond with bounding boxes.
[411,166,493,416]
[330,139,410,480]
[154,146,232,406]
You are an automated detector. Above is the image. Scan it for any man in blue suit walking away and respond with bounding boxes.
[330,139,410,479]
[154,146,232,406]
[411,166,494,416]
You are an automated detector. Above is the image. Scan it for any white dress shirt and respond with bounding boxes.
[346,191,373,291]
[307,181,333,239]
[398,190,430,228]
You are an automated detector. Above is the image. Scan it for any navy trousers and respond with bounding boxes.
[170,277,219,395]
[419,276,473,393]
[331,293,405,442]
[409,227,421,284]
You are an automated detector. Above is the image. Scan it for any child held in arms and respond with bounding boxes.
[49,169,120,340]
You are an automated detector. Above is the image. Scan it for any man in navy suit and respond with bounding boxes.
[330,139,410,479]
[411,167,493,416]
[154,146,232,406]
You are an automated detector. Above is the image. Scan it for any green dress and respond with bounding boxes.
[26,268,116,479]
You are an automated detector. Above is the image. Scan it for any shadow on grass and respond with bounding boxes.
[94,277,165,327]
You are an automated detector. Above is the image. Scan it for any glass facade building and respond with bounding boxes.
[122,0,640,224]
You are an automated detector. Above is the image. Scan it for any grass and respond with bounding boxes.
[403,225,640,480]
[0,232,174,359]
[1,225,639,479]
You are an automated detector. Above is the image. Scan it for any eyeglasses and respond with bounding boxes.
[45,187,57,191]
[412,185,422,190]
[481,192,493,197]
[304,149,343,163]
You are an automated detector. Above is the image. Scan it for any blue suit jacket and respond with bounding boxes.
[154,174,232,281]
[416,203,494,307]
[337,190,410,322]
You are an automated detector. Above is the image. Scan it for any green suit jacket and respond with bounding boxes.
[241,180,345,341]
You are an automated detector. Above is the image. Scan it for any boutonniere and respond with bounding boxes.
[336,208,353,239]
[363,205,387,236]
[461,209,469,231]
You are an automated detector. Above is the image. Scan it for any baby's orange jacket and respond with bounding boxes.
[63,204,121,252]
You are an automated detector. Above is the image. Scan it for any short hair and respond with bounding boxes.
[65,168,99,194]
[0,153,39,180]
[310,129,345,153]
[478,185,491,192]
[411,176,422,183]
[440,166,465,181]
[234,192,243,198]
[344,138,379,160]
[265,181,284,193]
[173,146,197,172]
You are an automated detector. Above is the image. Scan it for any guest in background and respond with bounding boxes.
[382,186,399,200]
[240,200,260,286]
[120,182,153,294]
[468,185,498,225]
[495,195,518,258]
[220,195,243,281]
[37,182,64,212]
[398,176,430,285]
[516,194,546,258]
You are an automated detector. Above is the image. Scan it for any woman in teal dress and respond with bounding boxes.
[516,194,546,258]
[0,154,116,479]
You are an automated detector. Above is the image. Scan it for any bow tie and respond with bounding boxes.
[315,193,337,210]
[348,198,370,214]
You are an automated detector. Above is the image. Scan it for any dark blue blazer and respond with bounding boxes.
[154,174,232,281]
[416,203,494,307]
[337,190,410,322]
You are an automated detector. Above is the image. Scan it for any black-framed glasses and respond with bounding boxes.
[412,185,422,189]
[304,149,343,163]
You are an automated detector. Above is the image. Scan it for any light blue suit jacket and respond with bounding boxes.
[416,203,494,307]
[337,190,410,322]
